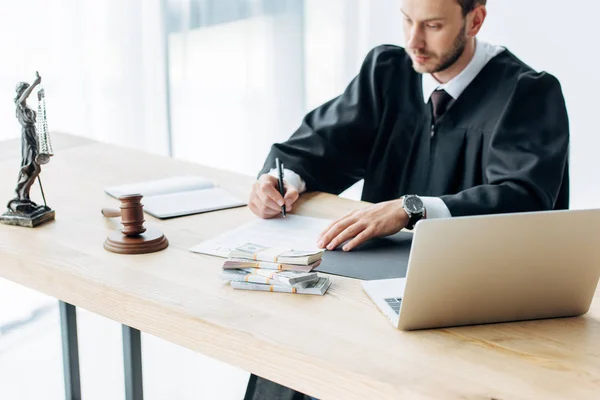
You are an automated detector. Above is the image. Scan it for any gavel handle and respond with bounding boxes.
[101,208,121,218]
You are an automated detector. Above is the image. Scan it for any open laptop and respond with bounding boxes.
[362,209,600,330]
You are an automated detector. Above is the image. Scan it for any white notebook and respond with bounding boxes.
[104,176,246,219]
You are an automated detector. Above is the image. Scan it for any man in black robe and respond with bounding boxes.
[244,0,569,398]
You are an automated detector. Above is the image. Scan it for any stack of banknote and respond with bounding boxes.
[221,243,331,295]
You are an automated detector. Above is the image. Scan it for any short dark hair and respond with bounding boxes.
[456,0,486,15]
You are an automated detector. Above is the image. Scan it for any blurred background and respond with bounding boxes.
[1,1,597,398]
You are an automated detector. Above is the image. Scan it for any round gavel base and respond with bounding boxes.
[104,227,169,255]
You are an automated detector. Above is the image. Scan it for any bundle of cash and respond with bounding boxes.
[222,258,322,272]
[228,243,324,265]
[221,268,319,287]
[220,243,330,295]
[230,276,331,295]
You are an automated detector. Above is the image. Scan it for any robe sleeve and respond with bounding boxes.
[258,46,396,194]
[440,72,569,216]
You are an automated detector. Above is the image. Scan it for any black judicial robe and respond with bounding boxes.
[246,46,569,400]
[259,45,570,215]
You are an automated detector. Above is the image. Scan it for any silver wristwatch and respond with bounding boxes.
[400,194,425,230]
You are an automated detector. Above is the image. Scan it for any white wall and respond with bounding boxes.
[477,1,600,209]
[168,10,306,175]
[0,0,169,156]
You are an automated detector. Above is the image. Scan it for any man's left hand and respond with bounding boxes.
[317,199,409,252]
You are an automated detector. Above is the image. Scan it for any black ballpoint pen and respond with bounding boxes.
[275,157,286,217]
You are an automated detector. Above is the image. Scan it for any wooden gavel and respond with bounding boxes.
[102,193,168,255]
[102,193,146,236]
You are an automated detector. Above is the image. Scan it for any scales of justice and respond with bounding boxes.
[0,71,55,228]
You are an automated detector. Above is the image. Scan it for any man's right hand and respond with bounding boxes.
[249,174,300,219]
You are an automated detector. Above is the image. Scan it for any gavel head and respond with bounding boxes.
[118,194,146,236]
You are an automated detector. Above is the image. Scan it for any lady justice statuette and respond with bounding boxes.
[1,71,55,227]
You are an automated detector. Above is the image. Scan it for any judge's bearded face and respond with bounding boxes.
[402,0,468,74]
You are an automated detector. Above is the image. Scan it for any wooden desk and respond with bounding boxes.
[1,133,600,400]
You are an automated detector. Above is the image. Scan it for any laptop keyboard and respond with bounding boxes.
[384,297,403,315]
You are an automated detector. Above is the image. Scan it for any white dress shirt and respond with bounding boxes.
[271,39,505,219]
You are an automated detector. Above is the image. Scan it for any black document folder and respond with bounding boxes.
[315,231,413,280]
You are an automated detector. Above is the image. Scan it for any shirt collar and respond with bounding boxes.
[421,39,504,103]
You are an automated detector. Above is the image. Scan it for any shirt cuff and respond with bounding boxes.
[421,197,452,219]
[268,168,307,193]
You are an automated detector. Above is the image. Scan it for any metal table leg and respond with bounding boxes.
[122,325,144,400]
[59,301,81,400]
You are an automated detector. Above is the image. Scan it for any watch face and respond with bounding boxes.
[404,196,424,213]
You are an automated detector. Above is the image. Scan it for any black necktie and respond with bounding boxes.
[430,89,452,124]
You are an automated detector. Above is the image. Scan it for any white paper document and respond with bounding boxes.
[190,215,332,258]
